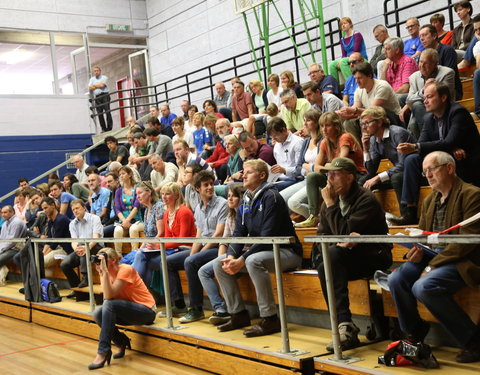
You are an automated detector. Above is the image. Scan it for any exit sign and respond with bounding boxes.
[105,24,132,32]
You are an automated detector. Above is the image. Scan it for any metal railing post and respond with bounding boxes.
[321,242,342,360]
[159,242,174,329]
[272,243,290,353]
[84,241,95,313]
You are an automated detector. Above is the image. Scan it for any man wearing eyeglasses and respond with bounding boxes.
[314,157,391,352]
[388,151,480,363]
[341,52,365,107]
[392,81,480,225]
[370,25,390,75]
[307,63,340,97]
[403,17,424,59]
[359,106,415,215]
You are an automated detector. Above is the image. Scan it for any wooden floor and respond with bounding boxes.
[2,281,480,374]
[0,314,212,375]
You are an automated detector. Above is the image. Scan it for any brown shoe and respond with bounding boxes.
[243,315,281,337]
[217,310,250,332]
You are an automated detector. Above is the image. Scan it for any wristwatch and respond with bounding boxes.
[424,266,432,273]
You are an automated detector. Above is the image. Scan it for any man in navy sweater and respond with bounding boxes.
[213,159,302,337]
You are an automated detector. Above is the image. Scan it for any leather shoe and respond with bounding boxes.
[406,320,430,343]
[217,310,250,332]
[77,279,88,288]
[66,291,76,299]
[243,315,281,337]
[389,208,418,226]
[456,346,480,363]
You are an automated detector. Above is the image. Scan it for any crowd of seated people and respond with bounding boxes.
[3,5,480,367]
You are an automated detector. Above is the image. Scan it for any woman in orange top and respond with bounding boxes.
[88,247,156,370]
[132,182,196,287]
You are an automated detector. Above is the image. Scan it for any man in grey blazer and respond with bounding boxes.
[399,48,455,138]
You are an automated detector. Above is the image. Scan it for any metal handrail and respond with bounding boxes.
[384,0,455,37]
[89,16,341,121]
[0,126,125,205]
[2,236,297,354]
[304,233,480,363]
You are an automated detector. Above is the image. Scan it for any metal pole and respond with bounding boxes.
[243,12,263,81]
[261,2,271,76]
[321,242,342,360]
[316,0,329,74]
[298,0,316,62]
[159,243,174,329]
[273,243,291,353]
[84,241,95,313]
[33,242,41,291]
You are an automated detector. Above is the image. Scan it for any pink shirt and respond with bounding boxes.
[385,54,418,92]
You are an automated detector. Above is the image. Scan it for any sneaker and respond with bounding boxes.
[374,270,390,291]
[178,308,205,323]
[295,214,319,228]
[456,346,480,363]
[208,312,231,326]
[326,322,360,352]
[157,306,188,318]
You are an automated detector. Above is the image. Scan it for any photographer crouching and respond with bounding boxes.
[88,247,156,370]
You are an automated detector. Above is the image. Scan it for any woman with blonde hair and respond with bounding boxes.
[132,182,196,289]
[249,79,268,113]
[88,247,156,370]
[328,17,367,83]
[266,73,283,106]
[114,166,144,255]
[295,111,365,227]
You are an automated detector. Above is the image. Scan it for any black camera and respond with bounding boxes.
[90,252,108,264]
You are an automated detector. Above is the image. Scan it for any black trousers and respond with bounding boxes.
[316,244,392,323]
[60,244,102,287]
[95,93,113,132]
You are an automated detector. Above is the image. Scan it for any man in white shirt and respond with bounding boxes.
[149,153,179,193]
[266,117,303,191]
[73,154,89,186]
[60,199,103,295]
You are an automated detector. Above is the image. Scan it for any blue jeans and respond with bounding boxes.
[184,248,219,308]
[198,255,227,313]
[93,299,155,354]
[166,248,191,302]
[132,250,161,286]
[388,262,477,348]
[474,69,480,115]
[401,153,423,205]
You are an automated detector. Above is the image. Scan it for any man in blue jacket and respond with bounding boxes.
[213,159,302,337]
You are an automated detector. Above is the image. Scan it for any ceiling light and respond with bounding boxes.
[0,49,34,64]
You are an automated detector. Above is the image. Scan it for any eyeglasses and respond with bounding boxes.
[422,163,448,177]
[348,59,361,65]
[405,24,417,30]
[308,70,321,76]
[360,119,377,127]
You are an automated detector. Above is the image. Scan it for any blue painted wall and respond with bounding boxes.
[0,133,108,205]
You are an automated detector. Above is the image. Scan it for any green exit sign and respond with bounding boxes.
[105,24,132,32]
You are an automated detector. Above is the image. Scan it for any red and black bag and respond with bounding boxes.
[378,340,439,369]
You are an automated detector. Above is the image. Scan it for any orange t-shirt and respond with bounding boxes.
[113,264,155,309]
[320,133,366,172]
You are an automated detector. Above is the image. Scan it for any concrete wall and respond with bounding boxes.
[0,0,148,36]
[146,0,480,114]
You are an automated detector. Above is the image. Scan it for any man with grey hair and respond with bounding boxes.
[180,99,190,120]
[400,48,455,137]
[280,89,310,133]
[302,81,344,113]
[388,151,480,363]
[381,36,418,94]
[370,25,390,74]
[404,17,424,59]
[307,63,340,96]
[149,153,178,193]
[73,154,89,186]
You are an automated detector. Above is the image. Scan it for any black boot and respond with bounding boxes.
[389,205,418,226]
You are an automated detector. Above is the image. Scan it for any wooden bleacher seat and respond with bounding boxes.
[373,186,432,217]
[459,65,475,79]
[457,97,474,113]
[462,77,473,99]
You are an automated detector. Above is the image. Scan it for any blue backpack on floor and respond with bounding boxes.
[40,278,62,303]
